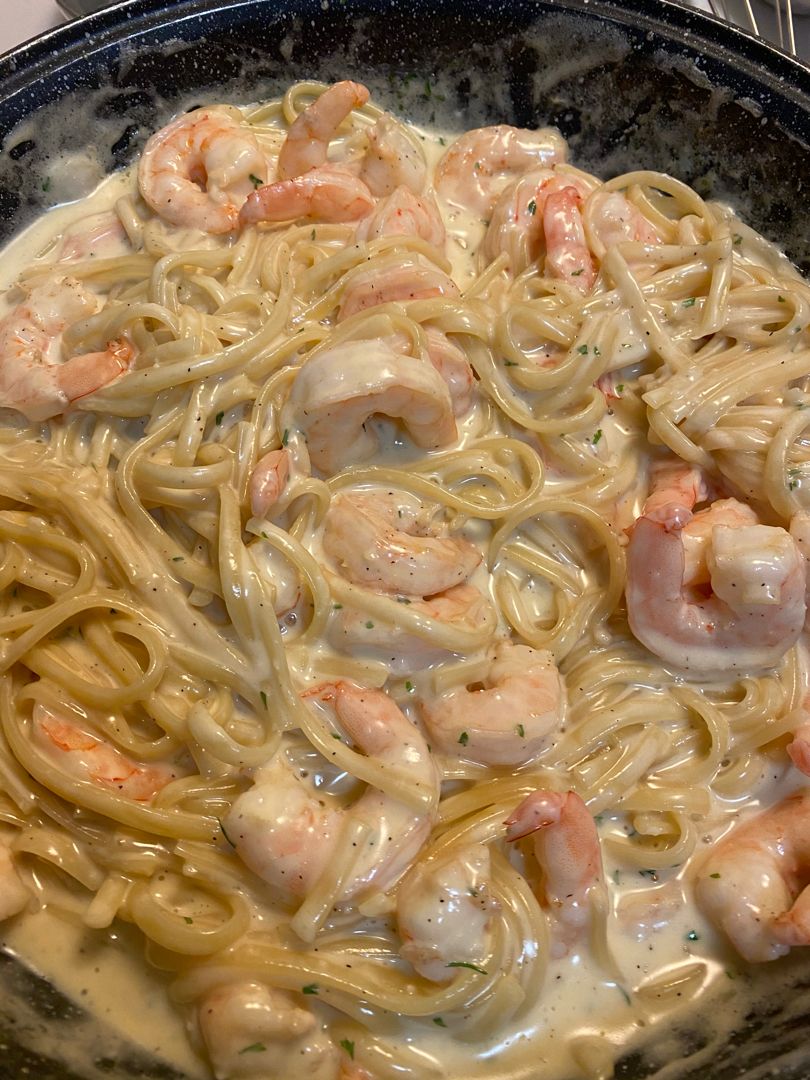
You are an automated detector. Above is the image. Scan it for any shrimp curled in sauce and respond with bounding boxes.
[277,81,370,180]
[197,980,352,1080]
[0,278,131,422]
[323,489,481,597]
[420,642,566,766]
[396,843,499,982]
[138,107,267,234]
[505,789,604,958]
[695,790,810,962]
[285,338,456,474]
[224,682,438,903]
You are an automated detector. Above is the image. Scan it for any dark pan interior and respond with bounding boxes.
[0,1,809,1077]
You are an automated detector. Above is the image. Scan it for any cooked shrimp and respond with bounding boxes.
[249,448,290,518]
[626,490,806,673]
[419,327,474,416]
[0,836,29,922]
[354,186,445,247]
[641,459,714,531]
[505,789,604,957]
[542,185,596,292]
[420,641,566,766]
[330,584,494,673]
[586,189,660,252]
[323,489,481,596]
[138,106,267,234]
[482,167,596,276]
[695,790,810,962]
[396,843,499,982]
[789,509,810,626]
[32,703,179,802]
[435,124,567,215]
[197,980,346,1080]
[788,725,810,775]
[277,81,370,180]
[239,167,375,227]
[356,113,427,197]
[59,211,131,262]
[225,682,438,902]
[0,277,131,422]
[285,338,456,474]
[338,253,459,322]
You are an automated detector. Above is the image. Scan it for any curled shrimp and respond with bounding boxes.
[330,584,494,673]
[420,641,566,766]
[542,184,596,292]
[435,123,567,215]
[323,489,481,596]
[32,704,180,802]
[354,186,445,248]
[357,113,428,197]
[249,448,290,519]
[59,211,131,262]
[396,843,499,982]
[586,189,660,253]
[239,166,375,227]
[695,790,810,962]
[626,475,806,673]
[0,277,131,421]
[0,834,29,922]
[338,252,460,322]
[285,338,456,474]
[197,980,354,1080]
[482,167,596,277]
[138,106,268,234]
[224,681,438,902]
[788,724,810,775]
[505,789,604,957]
[277,81,370,180]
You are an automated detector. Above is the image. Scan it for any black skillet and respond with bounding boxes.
[0,1,809,1077]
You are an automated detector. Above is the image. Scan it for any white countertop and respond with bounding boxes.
[0,1,807,70]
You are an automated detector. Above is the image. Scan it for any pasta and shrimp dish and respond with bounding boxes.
[0,80,809,1080]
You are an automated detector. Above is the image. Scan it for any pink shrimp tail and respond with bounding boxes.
[504,789,566,841]
[239,170,374,227]
[787,724,810,776]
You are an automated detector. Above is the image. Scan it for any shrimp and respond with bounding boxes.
[694,791,810,962]
[789,509,810,626]
[277,81,370,180]
[197,980,348,1080]
[0,277,132,421]
[323,489,481,596]
[357,113,428,197]
[338,253,459,322]
[542,185,596,292]
[505,789,604,957]
[482,167,596,276]
[224,681,438,902]
[138,107,268,234]
[239,167,375,227]
[420,641,566,766]
[285,338,456,474]
[354,186,445,248]
[626,488,806,673]
[31,703,180,802]
[418,327,474,416]
[435,123,567,215]
[396,843,499,982]
[586,189,660,252]
[59,211,131,262]
[330,584,494,673]
[249,448,290,519]
[0,835,29,922]
[788,725,810,775]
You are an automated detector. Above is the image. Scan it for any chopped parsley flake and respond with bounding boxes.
[171,555,184,562]
[577,344,589,355]
[239,1042,266,1054]
[339,1039,355,1059]
[281,428,289,446]
[616,383,625,393]
[446,961,487,974]
[42,177,51,192]
[682,297,696,307]
[433,1016,448,1027]
[215,411,224,426]
[302,983,319,994]
[778,295,786,303]
[516,723,525,738]
[503,359,518,366]
[183,916,193,924]
[733,233,743,245]
[458,731,469,746]
[686,930,699,941]
[249,174,263,189]
[592,429,603,445]
[333,603,343,610]
[260,690,268,708]
[570,267,584,276]
[709,872,721,879]
[405,680,415,693]
[527,198,537,215]
[365,620,375,629]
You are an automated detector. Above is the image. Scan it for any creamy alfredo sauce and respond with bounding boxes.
[0,116,804,1080]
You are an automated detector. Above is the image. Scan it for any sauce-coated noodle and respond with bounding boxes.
[0,81,809,1080]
